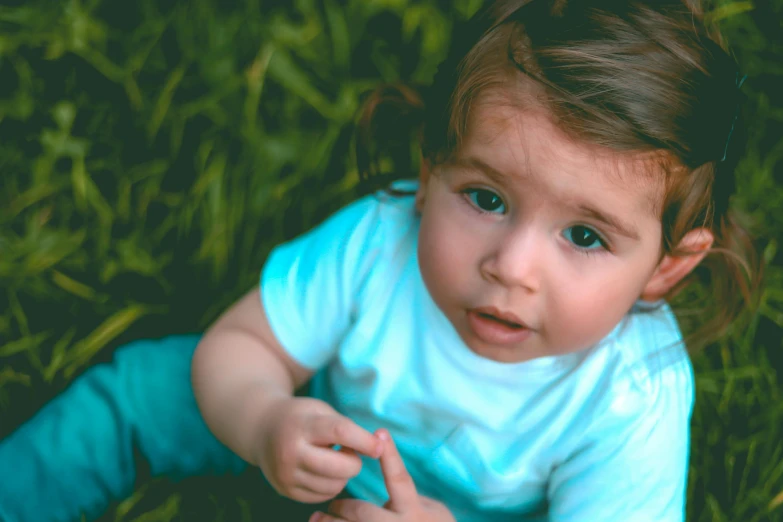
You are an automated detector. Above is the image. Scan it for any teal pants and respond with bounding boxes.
[0,335,253,521]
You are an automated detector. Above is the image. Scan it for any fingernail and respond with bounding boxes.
[377,429,390,441]
[310,512,323,522]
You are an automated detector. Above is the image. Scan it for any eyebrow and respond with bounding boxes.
[573,204,640,240]
[448,157,641,240]
[447,157,511,184]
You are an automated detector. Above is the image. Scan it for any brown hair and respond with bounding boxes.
[355,0,758,350]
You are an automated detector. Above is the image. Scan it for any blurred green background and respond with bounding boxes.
[1,0,781,520]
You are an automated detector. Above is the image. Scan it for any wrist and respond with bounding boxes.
[245,390,293,467]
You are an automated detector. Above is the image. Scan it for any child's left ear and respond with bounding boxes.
[640,228,714,302]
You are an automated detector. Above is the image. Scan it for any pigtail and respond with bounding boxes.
[663,72,760,351]
[680,209,760,351]
[355,84,425,195]
[663,155,761,351]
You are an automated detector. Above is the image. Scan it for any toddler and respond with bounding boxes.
[0,1,755,521]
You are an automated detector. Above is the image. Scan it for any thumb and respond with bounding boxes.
[376,429,418,513]
[308,410,382,459]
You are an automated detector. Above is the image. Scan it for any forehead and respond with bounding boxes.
[457,95,667,215]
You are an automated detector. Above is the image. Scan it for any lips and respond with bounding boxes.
[474,307,525,327]
[466,307,532,345]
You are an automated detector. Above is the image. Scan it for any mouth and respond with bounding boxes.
[466,307,532,346]
[472,307,527,328]
[476,312,524,328]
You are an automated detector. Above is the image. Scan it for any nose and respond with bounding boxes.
[479,226,541,292]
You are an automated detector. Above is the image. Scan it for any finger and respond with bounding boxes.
[293,469,348,497]
[288,486,340,505]
[309,512,350,522]
[419,495,438,508]
[301,446,363,479]
[376,429,418,512]
[337,446,359,457]
[309,415,382,458]
[327,499,393,521]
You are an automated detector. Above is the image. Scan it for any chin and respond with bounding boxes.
[466,341,534,364]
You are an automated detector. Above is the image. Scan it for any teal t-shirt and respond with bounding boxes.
[261,184,694,522]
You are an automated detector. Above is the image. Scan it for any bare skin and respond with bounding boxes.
[191,288,384,504]
[311,429,456,522]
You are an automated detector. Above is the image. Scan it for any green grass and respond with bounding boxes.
[1,0,781,520]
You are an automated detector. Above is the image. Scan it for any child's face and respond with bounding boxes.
[416,102,668,363]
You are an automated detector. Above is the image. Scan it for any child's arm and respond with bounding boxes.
[191,288,382,504]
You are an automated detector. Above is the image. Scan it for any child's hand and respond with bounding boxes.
[256,397,383,504]
[309,429,456,522]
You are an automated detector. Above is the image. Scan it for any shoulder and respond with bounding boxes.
[301,181,419,298]
[338,181,418,240]
[350,181,419,265]
[616,302,694,401]
[370,180,420,228]
[292,182,417,262]
[548,304,694,521]
[593,302,694,430]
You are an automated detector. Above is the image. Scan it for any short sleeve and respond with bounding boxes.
[260,195,384,370]
[547,349,695,522]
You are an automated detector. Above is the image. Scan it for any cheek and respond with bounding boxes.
[549,267,651,347]
[418,215,448,279]
[417,209,472,299]
[551,296,625,351]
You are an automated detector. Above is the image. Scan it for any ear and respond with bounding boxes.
[415,156,432,212]
[640,228,714,302]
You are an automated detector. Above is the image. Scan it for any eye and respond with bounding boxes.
[464,188,506,214]
[563,225,606,251]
